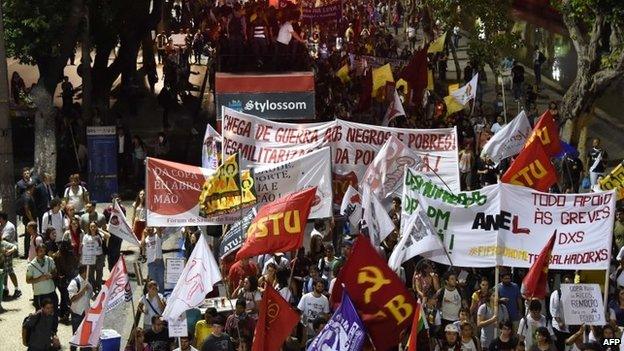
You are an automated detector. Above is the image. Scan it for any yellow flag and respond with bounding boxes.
[198,154,257,218]
[444,95,465,116]
[448,83,460,94]
[372,63,394,97]
[396,78,408,92]
[599,163,624,200]
[427,32,447,53]
[336,64,350,84]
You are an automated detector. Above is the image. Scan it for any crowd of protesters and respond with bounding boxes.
[3,1,620,351]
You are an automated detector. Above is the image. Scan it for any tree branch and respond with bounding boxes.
[561,0,588,56]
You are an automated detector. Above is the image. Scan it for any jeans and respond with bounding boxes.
[534,63,542,87]
[71,312,92,351]
[88,255,105,293]
[57,277,71,318]
[148,259,165,292]
[590,171,603,186]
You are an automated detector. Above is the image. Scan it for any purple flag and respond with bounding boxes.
[307,290,366,351]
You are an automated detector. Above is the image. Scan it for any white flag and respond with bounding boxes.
[382,89,406,126]
[361,185,395,244]
[340,185,362,230]
[107,201,140,246]
[202,124,222,171]
[70,257,130,347]
[361,135,423,199]
[450,73,479,105]
[481,111,532,164]
[388,209,449,271]
[106,256,132,312]
[162,234,222,320]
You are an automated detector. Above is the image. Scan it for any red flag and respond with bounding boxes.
[522,231,556,299]
[235,187,317,261]
[525,110,562,156]
[399,46,428,104]
[407,304,423,351]
[501,139,557,192]
[251,285,300,351]
[331,235,416,351]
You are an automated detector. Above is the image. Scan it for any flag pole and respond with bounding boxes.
[494,265,500,338]
[178,337,181,351]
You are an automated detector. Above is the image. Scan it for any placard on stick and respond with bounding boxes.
[560,283,606,326]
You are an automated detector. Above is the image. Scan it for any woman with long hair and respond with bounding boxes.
[82,221,108,294]
[232,276,262,318]
[413,260,440,302]
[124,327,152,351]
[63,216,83,256]
[133,189,147,261]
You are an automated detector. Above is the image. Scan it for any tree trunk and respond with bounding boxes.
[448,35,462,83]
[81,5,93,123]
[31,84,57,178]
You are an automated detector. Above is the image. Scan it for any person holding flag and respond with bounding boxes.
[67,265,92,351]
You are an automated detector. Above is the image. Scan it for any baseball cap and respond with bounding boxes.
[445,324,459,333]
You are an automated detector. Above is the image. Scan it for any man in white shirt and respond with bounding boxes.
[41,198,65,242]
[138,280,166,330]
[262,253,290,275]
[68,265,93,351]
[173,336,198,351]
[550,276,572,351]
[439,272,464,326]
[0,212,17,245]
[490,115,505,135]
[518,300,554,350]
[297,279,330,338]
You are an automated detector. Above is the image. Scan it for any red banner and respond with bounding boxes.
[502,139,557,192]
[251,285,300,351]
[525,110,562,156]
[236,187,317,261]
[331,236,416,351]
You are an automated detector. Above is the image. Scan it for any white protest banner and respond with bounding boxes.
[171,33,186,47]
[147,148,332,227]
[340,185,362,230]
[221,107,460,204]
[450,73,478,105]
[107,201,141,246]
[168,314,189,337]
[481,111,532,164]
[165,258,186,290]
[560,284,606,326]
[402,168,616,268]
[402,168,499,268]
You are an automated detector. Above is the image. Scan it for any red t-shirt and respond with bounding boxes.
[228,261,258,292]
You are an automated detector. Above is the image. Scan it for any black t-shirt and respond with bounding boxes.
[200,333,233,351]
[144,327,172,351]
[511,65,525,83]
[488,336,518,351]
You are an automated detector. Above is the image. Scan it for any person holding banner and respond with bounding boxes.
[141,227,164,293]
[67,265,92,351]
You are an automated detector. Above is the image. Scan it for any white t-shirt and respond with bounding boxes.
[477,303,509,347]
[141,293,164,328]
[64,186,87,212]
[461,337,479,351]
[145,234,163,264]
[82,233,104,258]
[518,314,552,349]
[549,289,568,332]
[277,22,294,45]
[41,210,65,242]
[1,221,17,244]
[68,275,92,315]
[440,288,462,321]
[297,292,330,333]
[491,122,504,134]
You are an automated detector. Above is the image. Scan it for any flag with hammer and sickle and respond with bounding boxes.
[251,284,300,351]
[331,235,417,351]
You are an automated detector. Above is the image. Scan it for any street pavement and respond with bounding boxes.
[0,202,185,350]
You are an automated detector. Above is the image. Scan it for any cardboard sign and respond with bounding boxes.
[165,258,186,290]
[167,314,188,337]
[560,284,606,325]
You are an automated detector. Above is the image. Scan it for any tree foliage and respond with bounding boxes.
[3,0,74,66]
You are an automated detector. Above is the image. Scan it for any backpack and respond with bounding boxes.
[22,312,42,346]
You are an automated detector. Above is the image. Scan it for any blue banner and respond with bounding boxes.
[307,290,366,351]
[86,126,118,203]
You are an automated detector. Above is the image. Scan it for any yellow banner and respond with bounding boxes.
[336,64,350,84]
[372,63,394,97]
[427,32,447,53]
[198,154,257,217]
[599,163,624,200]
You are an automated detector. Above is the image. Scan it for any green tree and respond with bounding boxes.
[557,0,624,148]
[3,0,85,177]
